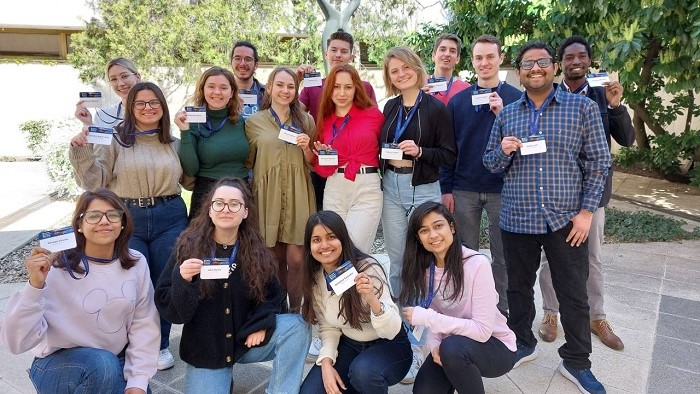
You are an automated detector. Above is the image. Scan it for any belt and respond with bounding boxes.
[386,164,413,174]
[337,167,379,174]
[122,194,179,208]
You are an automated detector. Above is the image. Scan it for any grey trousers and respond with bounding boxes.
[453,190,509,315]
[539,207,606,320]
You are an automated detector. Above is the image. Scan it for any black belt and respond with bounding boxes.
[122,194,179,208]
[337,167,379,174]
[386,164,413,174]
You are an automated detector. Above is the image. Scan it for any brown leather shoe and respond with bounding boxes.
[591,319,624,350]
[538,313,558,342]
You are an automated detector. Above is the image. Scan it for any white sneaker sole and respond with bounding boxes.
[512,348,538,369]
[558,363,593,394]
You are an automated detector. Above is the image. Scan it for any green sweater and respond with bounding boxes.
[179,107,249,180]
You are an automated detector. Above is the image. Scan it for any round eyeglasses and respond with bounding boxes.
[211,200,244,213]
[81,209,124,224]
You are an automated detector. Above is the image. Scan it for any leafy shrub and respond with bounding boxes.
[613,146,650,168]
[40,118,82,198]
[19,120,51,157]
[605,207,700,243]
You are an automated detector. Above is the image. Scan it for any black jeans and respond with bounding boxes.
[413,335,515,394]
[300,328,412,394]
[501,222,592,369]
[310,171,326,212]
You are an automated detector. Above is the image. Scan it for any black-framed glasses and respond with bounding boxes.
[211,200,244,213]
[81,210,124,224]
[133,100,162,110]
[519,58,553,70]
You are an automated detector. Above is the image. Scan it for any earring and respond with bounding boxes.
[121,226,124,229]
[78,229,82,233]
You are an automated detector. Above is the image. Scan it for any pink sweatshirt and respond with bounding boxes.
[0,250,159,392]
[411,246,516,353]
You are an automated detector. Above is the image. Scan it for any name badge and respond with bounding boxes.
[326,260,359,295]
[586,72,610,87]
[520,137,547,155]
[79,92,102,108]
[381,142,403,160]
[278,125,302,144]
[318,149,339,166]
[38,226,77,252]
[471,88,492,106]
[200,258,230,279]
[426,76,447,93]
[304,72,323,87]
[185,106,207,123]
[240,93,258,105]
[86,126,114,145]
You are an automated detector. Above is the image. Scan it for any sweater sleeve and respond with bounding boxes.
[439,99,459,194]
[0,282,49,354]
[608,105,635,147]
[69,143,117,190]
[154,254,201,325]
[237,276,284,345]
[315,287,343,366]
[419,100,456,167]
[178,129,200,177]
[123,256,160,392]
[366,264,402,340]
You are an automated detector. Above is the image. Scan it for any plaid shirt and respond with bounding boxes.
[483,86,610,234]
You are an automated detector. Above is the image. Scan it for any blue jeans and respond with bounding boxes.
[127,195,188,349]
[184,314,311,394]
[300,328,412,394]
[381,170,441,297]
[29,347,151,394]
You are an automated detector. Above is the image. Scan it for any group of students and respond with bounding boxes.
[0,28,624,394]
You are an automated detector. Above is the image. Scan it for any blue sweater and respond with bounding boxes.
[440,82,522,194]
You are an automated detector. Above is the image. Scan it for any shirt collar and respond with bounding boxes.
[560,79,589,96]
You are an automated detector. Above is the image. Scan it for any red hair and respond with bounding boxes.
[316,64,375,142]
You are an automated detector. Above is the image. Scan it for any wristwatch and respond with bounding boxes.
[372,301,386,317]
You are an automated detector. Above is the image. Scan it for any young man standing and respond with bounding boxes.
[230,41,266,120]
[425,33,470,106]
[440,35,521,317]
[537,35,635,351]
[483,42,610,394]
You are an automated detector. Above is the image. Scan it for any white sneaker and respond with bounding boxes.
[400,346,423,384]
[306,337,322,363]
[157,348,175,370]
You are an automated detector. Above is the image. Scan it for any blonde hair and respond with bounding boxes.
[106,58,140,79]
[382,46,427,97]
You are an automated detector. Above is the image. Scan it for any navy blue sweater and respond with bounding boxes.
[440,82,522,194]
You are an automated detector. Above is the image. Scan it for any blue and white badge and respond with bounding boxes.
[200,258,230,279]
[79,92,102,108]
[586,72,610,87]
[471,88,492,106]
[318,149,339,166]
[520,136,547,155]
[426,76,447,93]
[239,89,258,105]
[86,126,114,145]
[304,72,323,87]
[326,260,359,295]
[278,125,302,144]
[381,142,403,160]
[38,226,77,253]
[185,106,207,123]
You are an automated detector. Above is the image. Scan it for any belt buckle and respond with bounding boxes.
[138,197,154,207]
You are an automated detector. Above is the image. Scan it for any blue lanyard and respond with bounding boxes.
[96,102,123,124]
[329,114,351,145]
[526,89,556,136]
[241,82,262,105]
[193,115,229,138]
[60,252,116,280]
[211,240,240,274]
[128,128,159,136]
[270,108,284,128]
[432,76,454,96]
[394,91,422,143]
[419,263,437,308]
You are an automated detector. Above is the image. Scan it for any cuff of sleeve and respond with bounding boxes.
[410,306,431,327]
[608,104,626,115]
[126,375,150,393]
[581,198,599,214]
[316,349,338,366]
[20,281,45,305]
[69,145,94,161]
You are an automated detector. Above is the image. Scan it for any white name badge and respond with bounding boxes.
[426,77,447,93]
[586,72,610,87]
[520,138,547,155]
[86,126,114,145]
[200,258,230,279]
[471,88,492,106]
[304,72,323,87]
[381,143,403,160]
[38,226,77,253]
[326,260,359,295]
[278,125,301,144]
[185,106,207,123]
[240,94,258,105]
[79,92,102,108]
[318,149,339,166]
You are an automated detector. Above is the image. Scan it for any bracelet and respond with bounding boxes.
[371,301,386,317]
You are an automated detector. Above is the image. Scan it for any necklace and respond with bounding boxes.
[215,234,237,249]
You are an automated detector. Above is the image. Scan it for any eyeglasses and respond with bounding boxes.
[519,57,553,70]
[211,200,244,213]
[109,73,136,84]
[133,100,162,110]
[81,209,124,224]
[232,56,255,64]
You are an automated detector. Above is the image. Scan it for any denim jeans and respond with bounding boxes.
[381,170,441,297]
[502,222,592,369]
[128,195,188,349]
[184,314,311,394]
[300,328,412,394]
[413,335,515,394]
[29,347,150,394]
[452,190,508,316]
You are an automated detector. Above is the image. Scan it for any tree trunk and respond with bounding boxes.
[633,111,650,149]
[685,89,694,134]
[630,35,664,142]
